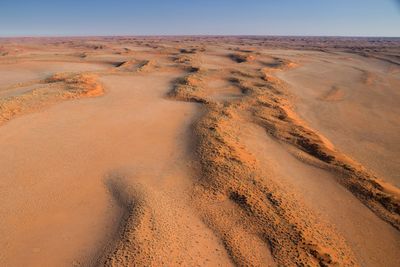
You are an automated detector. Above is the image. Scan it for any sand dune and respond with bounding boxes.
[0,36,399,266]
[0,72,104,125]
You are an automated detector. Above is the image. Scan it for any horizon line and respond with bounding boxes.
[0,34,400,39]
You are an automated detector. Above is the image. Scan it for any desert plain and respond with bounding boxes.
[0,36,399,266]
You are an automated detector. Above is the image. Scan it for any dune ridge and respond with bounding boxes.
[166,57,355,265]
[0,72,104,125]
[165,50,399,264]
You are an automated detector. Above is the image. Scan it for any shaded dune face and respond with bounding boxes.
[0,37,399,267]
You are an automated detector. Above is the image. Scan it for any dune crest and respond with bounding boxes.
[0,72,104,125]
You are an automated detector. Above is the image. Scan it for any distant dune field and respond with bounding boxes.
[0,36,399,266]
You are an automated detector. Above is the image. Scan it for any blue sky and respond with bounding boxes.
[0,0,399,37]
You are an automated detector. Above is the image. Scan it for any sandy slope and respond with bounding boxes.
[241,123,400,266]
[274,50,400,186]
[0,70,231,266]
[0,37,399,266]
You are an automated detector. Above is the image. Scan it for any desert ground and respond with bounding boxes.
[0,36,399,266]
